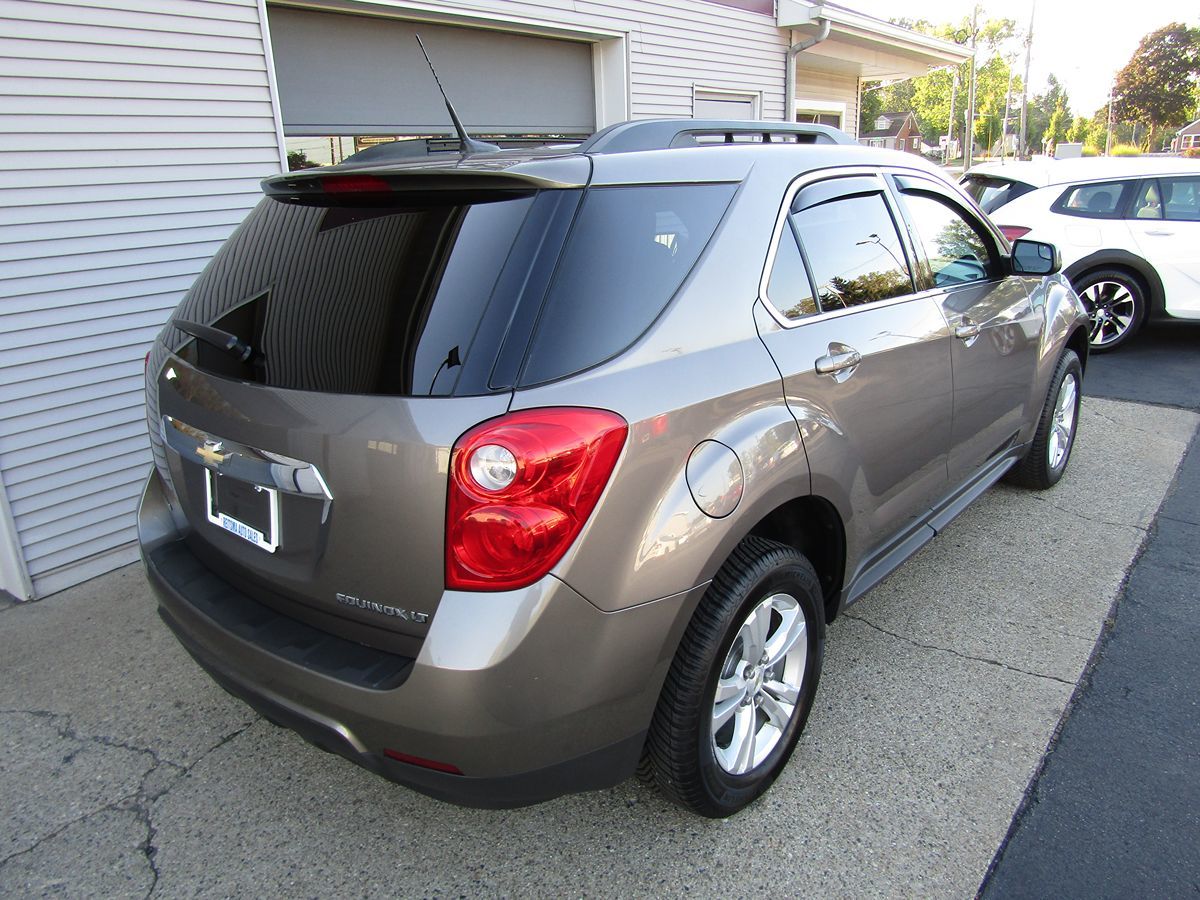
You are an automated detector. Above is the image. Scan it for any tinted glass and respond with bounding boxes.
[900,192,994,287]
[1055,181,1131,218]
[959,174,1035,212]
[1160,176,1200,221]
[168,192,545,396]
[791,192,913,311]
[520,183,736,385]
[766,223,818,320]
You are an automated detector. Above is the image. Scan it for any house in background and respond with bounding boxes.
[0,0,969,602]
[1171,119,1200,153]
[858,110,923,153]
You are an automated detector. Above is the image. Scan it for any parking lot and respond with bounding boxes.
[2,335,1198,897]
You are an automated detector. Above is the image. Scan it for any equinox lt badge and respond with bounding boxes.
[336,592,429,624]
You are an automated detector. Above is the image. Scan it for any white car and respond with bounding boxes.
[961,158,1200,351]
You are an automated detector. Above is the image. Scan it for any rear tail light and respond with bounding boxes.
[998,225,1031,242]
[320,174,391,194]
[446,408,628,591]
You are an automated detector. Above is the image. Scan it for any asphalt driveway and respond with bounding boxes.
[1,395,1196,897]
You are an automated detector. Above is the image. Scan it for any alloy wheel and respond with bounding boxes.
[711,592,808,775]
[1080,280,1137,347]
[1048,372,1078,470]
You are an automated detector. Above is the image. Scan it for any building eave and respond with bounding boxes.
[778,0,973,69]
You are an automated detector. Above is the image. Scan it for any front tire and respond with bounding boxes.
[1072,268,1146,352]
[1007,349,1082,490]
[643,536,825,817]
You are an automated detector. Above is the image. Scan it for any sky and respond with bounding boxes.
[846,0,1200,117]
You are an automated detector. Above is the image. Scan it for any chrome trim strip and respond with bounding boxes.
[160,415,334,501]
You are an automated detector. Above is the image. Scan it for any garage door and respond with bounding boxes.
[268,8,596,136]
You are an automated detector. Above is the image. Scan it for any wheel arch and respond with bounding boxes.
[742,495,847,623]
[1063,250,1165,316]
[1065,324,1090,375]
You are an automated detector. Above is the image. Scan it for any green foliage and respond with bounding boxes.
[1110,143,1142,156]
[859,14,1019,150]
[287,150,318,171]
[1025,74,1069,151]
[1111,23,1200,149]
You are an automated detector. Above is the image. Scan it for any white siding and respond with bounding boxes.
[0,0,283,598]
[794,68,860,138]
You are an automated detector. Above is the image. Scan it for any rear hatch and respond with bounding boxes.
[959,171,1038,213]
[147,167,585,653]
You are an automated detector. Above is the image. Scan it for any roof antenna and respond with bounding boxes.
[414,34,500,156]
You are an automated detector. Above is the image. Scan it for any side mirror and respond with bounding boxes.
[1010,238,1060,276]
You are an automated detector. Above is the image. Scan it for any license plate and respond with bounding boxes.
[205,469,279,552]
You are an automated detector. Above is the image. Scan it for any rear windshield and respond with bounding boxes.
[166,181,735,396]
[518,182,736,386]
[167,190,575,397]
[960,174,1036,213]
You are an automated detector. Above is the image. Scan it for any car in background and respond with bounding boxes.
[962,159,1200,351]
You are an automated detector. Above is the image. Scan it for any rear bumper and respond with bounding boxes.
[138,468,703,807]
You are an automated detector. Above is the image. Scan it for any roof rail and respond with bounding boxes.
[579,118,857,154]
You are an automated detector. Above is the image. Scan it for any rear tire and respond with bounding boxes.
[1007,349,1082,490]
[642,536,824,817]
[1072,268,1146,353]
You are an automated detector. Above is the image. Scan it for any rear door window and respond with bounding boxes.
[518,182,736,386]
[789,191,914,311]
[765,224,819,320]
[1053,181,1134,218]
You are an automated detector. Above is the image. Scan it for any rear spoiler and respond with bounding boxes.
[261,161,589,204]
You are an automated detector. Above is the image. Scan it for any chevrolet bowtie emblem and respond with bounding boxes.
[195,440,228,466]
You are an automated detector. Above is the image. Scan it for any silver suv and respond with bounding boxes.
[138,120,1089,817]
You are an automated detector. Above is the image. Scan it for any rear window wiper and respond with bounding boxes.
[173,318,256,363]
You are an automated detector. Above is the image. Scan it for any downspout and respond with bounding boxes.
[784,17,831,123]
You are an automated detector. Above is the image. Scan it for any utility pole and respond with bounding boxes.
[1018,0,1035,158]
[946,70,959,164]
[965,4,979,170]
[1001,61,1015,160]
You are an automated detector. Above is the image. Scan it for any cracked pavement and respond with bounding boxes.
[1,397,1196,897]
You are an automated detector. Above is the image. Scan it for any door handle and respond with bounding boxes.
[955,323,982,341]
[1144,230,1174,237]
[815,345,862,380]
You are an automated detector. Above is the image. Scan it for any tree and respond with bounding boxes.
[1111,23,1200,150]
[1025,74,1069,152]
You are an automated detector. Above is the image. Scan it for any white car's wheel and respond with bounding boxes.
[1072,268,1147,353]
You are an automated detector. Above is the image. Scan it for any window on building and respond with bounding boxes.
[284,133,589,170]
[796,111,842,128]
[693,89,759,120]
